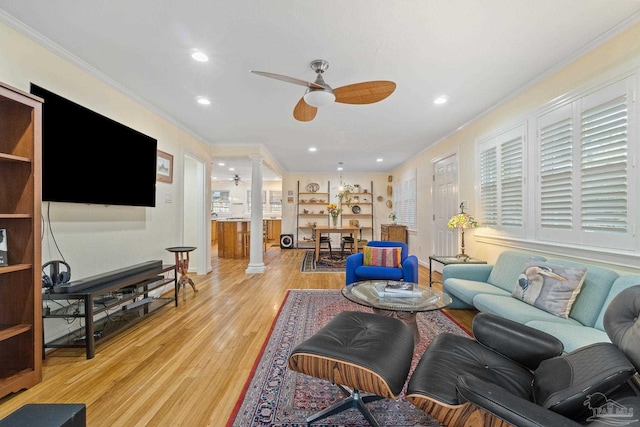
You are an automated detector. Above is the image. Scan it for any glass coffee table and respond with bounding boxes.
[342,280,453,344]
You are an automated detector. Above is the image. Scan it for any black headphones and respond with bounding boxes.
[42,260,71,288]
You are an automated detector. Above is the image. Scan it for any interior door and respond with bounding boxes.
[432,154,458,270]
[183,154,208,275]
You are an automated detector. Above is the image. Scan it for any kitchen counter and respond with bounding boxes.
[213,217,281,254]
[217,219,250,258]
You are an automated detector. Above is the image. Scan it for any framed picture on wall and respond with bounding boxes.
[156,150,173,183]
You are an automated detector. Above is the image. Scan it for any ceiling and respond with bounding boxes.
[1,1,640,183]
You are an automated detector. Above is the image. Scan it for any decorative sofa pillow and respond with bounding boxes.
[512,261,587,318]
[363,246,402,268]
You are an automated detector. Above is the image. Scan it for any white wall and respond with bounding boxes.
[5,14,640,289]
[0,22,212,280]
[391,21,640,275]
[281,173,393,242]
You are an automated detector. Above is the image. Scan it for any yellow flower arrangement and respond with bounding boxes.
[327,203,342,218]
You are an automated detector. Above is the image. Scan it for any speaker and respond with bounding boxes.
[279,234,294,249]
[42,260,71,289]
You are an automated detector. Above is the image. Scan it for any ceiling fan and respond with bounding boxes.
[250,59,396,122]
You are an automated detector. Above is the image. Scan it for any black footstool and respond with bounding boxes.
[0,404,86,427]
[288,311,415,427]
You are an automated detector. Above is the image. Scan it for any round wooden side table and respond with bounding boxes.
[166,246,198,300]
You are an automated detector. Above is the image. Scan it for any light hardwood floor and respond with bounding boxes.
[0,245,477,426]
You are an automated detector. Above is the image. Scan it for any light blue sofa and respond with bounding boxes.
[442,250,640,352]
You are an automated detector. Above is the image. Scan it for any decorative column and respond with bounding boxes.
[246,154,266,273]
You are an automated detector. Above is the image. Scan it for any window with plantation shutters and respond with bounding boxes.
[476,72,638,257]
[396,169,417,230]
[535,77,635,250]
[477,126,525,237]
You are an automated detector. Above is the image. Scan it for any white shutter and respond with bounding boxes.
[398,169,417,229]
[538,104,575,241]
[500,136,524,227]
[580,91,628,236]
[406,171,416,228]
[479,146,498,227]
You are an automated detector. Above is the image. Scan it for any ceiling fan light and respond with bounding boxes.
[304,89,335,107]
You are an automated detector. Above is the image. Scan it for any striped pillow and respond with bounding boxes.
[363,246,402,268]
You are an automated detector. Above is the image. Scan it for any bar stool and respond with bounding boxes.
[166,246,197,301]
[262,221,268,252]
[242,231,251,257]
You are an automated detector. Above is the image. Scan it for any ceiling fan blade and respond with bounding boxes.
[250,70,324,89]
[334,81,396,104]
[293,97,317,122]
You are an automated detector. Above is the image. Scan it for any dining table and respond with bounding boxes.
[314,225,360,262]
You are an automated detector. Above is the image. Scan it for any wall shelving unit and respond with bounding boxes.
[340,181,374,244]
[296,181,330,248]
[295,180,376,250]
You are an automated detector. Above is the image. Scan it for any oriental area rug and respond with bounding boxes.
[226,289,470,427]
[300,249,347,272]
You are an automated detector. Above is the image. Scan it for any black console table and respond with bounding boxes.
[43,261,177,359]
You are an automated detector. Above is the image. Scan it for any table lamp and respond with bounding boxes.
[447,203,479,260]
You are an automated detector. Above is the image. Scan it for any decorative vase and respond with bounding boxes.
[332,216,338,226]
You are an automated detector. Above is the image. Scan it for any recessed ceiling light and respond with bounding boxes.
[218,162,225,166]
[191,51,209,62]
[309,147,317,152]
[376,158,383,162]
[433,95,448,105]
[229,167,235,171]
[197,97,211,105]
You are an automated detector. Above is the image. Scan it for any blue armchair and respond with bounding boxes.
[346,240,419,285]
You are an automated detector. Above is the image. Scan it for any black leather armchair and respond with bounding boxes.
[406,285,640,427]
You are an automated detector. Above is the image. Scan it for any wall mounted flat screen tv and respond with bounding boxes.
[30,83,157,207]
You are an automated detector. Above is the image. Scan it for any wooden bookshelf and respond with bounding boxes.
[0,81,43,397]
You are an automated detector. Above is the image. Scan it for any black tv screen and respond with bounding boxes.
[30,83,157,207]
